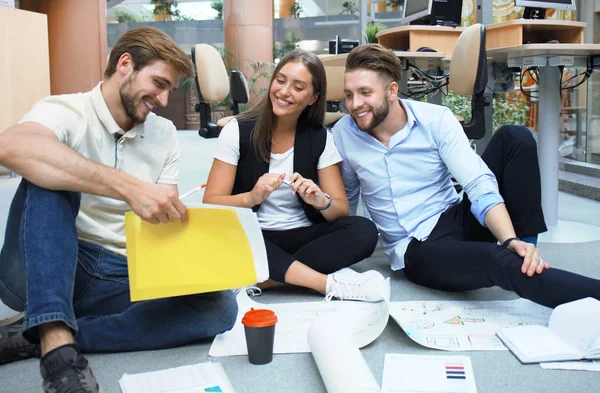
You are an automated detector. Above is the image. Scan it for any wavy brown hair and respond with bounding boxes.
[104,26,194,79]
[345,44,403,86]
[238,49,327,162]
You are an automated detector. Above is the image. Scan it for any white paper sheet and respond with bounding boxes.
[119,362,235,393]
[382,354,478,393]
[388,298,551,351]
[540,359,600,371]
[209,288,390,356]
[308,315,381,393]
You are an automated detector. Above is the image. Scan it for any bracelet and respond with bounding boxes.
[502,237,520,248]
[315,193,332,211]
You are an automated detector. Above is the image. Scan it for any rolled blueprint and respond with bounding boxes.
[308,315,382,393]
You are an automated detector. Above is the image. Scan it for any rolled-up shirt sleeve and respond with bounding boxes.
[434,108,504,226]
[470,192,504,226]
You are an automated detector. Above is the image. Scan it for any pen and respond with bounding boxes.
[180,183,207,200]
[282,179,321,196]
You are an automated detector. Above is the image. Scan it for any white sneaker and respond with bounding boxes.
[325,268,390,302]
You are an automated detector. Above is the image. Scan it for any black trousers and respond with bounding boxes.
[262,216,379,282]
[404,125,600,308]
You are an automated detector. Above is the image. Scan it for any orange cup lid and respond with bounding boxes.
[241,308,278,328]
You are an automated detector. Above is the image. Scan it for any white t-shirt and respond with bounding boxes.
[214,118,342,231]
[19,82,179,256]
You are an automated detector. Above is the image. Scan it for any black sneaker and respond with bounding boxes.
[0,314,41,365]
[40,344,101,393]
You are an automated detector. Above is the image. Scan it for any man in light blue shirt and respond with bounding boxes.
[332,44,600,308]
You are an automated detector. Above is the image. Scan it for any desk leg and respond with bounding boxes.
[537,66,561,227]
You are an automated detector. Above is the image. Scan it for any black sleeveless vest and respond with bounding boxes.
[231,119,327,224]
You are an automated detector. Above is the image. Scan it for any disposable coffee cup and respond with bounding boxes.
[241,307,277,365]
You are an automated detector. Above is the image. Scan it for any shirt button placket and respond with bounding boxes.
[116,138,125,170]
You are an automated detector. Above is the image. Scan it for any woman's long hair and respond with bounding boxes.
[238,49,327,162]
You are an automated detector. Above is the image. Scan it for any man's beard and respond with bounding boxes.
[119,74,147,125]
[352,99,389,134]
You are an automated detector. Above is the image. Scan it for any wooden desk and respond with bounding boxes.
[487,44,600,63]
[488,43,600,227]
[486,20,585,50]
[376,25,464,56]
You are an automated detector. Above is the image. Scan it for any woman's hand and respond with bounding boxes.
[287,172,329,209]
[247,173,285,206]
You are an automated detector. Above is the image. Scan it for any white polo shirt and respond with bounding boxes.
[19,82,179,256]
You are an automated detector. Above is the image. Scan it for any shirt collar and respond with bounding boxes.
[399,99,418,130]
[385,99,418,147]
[90,82,145,138]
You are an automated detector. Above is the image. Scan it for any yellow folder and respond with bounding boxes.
[125,206,269,301]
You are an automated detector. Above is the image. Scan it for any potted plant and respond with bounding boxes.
[364,22,383,44]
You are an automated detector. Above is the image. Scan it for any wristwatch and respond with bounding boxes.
[502,237,520,248]
[316,193,333,211]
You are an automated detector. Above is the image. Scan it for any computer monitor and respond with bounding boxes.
[403,0,463,27]
[402,0,432,25]
[514,0,576,19]
[328,36,360,55]
[514,0,576,10]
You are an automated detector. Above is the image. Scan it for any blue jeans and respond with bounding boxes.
[0,179,238,352]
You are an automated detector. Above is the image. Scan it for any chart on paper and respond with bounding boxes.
[388,299,552,351]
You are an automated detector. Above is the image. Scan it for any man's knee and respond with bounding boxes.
[483,244,523,276]
[24,180,81,217]
[184,290,238,333]
[218,290,238,332]
[494,125,537,154]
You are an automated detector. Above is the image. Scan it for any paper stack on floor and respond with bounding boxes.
[209,283,390,356]
[119,362,235,393]
[382,354,478,393]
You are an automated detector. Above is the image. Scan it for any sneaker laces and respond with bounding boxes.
[324,276,367,302]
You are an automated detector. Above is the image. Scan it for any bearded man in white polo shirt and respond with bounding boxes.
[0,27,238,393]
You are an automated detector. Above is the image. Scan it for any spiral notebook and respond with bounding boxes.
[125,204,268,301]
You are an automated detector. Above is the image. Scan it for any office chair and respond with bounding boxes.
[191,44,230,138]
[229,70,249,115]
[216,70,250,128]
[324,66,347,128]
[448,23,489,140]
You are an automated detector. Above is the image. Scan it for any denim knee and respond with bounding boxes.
[219,290,238,332]
[182,290,238,334]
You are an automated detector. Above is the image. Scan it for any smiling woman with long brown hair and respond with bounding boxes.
[203,49,388,302]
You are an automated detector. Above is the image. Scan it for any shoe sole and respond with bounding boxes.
[0,312,24,328]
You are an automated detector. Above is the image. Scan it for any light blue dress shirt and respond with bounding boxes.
[332,99,504,270]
